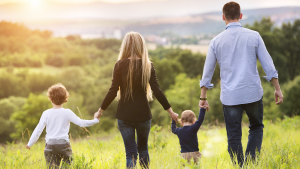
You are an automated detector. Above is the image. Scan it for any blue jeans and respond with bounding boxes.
[223,98,264,167]
[118,119,151,169]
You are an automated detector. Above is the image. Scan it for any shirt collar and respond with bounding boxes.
[225,22,242,30]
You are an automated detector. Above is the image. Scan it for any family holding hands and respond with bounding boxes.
[26,2,283,169]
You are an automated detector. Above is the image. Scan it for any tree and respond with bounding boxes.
[281,20,300,81]
[11,94,52,140]
[0,97,26,143]
[280,75,300,117]
[152,57,183,91]
[0,71,25,99]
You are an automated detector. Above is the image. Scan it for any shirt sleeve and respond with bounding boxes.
[101,62,121,110]
[68,110,99,127]
[171,120,178,134]
[199,41,216,89]
[150,64,171,110]
[27,112,47,147]
[256,33,278,81]
[190,108,206,132]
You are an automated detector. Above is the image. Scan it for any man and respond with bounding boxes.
[199,1,283,167]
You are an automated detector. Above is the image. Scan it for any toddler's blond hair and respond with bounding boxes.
[178,110,197,124]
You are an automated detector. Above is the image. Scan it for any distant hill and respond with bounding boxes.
[125,7,300,35]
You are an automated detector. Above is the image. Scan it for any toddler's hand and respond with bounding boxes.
[26,145,30,150]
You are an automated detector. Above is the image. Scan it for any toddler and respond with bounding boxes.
[171,108,206,164]
[26,83,101,168]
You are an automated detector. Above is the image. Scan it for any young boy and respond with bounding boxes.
[171,108,206,164]
[26,83,101,168]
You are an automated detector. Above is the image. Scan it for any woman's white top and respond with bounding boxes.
[27,108,99,147]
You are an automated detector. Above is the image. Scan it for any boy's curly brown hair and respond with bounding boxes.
[178,110,197,124]
[47,83,69,105]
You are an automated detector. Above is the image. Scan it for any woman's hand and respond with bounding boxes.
[26,145,30,150]
[94,108,104,119]
[170,112,179,122]
[167,108,178,122]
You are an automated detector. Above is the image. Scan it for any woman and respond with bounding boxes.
[96,32,178,168]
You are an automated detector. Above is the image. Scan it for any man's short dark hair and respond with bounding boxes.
[223,1,241,20]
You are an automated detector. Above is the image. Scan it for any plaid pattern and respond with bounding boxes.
[44,140,72,169]
[180,151,201,164]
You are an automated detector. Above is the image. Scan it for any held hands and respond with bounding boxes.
[167,108,178,122]
[94,108,103,120]
[199,100,209,111]
[170,112,179,122]
[274,89,284,105]
[26,145,30,150]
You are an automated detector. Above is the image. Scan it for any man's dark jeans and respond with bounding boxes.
[223,98,264,167]
[118,119,151,169]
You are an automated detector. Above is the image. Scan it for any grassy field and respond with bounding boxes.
[0,117,299,169]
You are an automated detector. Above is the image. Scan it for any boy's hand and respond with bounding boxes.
[26,145,30,150]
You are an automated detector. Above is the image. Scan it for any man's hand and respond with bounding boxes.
[199,100,209,111]
[271,78,283,105]
[274,89,283,105]
[26,145,30,150]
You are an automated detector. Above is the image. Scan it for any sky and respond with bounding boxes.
[1,0,300,20]
[0,0,300,5]
[0,0,159,4]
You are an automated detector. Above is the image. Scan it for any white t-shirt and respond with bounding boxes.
[27,108,99,147]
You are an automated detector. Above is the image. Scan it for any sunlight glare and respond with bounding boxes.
[31,0,40,7]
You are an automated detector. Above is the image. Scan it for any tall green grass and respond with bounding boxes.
[0,117,299,169]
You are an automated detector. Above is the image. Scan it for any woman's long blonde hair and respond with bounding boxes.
[117,32,153,101]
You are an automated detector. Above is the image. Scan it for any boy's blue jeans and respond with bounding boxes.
[118,119,151,168]
[223,98,264,167]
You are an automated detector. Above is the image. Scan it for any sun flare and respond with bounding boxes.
[30,0,40,7]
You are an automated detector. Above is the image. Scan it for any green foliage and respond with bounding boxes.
[152,57,183,91]
[165,73,200,114]
[280,75,300,116]
[45,54,65,67]
[281,20,300,81]
[0,70,25,99]
[73,154,96,169]
[11,94,52,140]
[0,97,26,143]
[149,125,167,150]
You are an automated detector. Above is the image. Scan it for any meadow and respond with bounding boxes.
[1,117,299,169]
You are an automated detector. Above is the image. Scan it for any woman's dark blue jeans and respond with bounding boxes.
[118,119,151,169]
[223,98,264,167]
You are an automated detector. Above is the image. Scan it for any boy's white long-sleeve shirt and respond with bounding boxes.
[27,108,99,147]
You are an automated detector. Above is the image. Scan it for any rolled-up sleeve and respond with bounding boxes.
[200,41,216,89]
[256,33,278,81]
